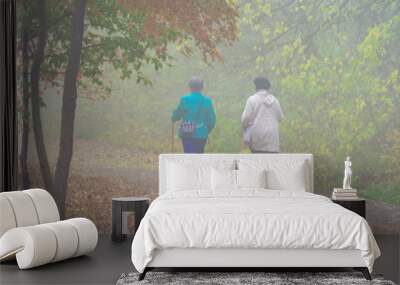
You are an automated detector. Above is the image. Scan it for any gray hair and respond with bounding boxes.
[188,76,204,90]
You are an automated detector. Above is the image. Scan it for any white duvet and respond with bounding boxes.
[131,190,380,273]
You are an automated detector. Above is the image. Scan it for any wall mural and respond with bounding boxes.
[16,0,400,233]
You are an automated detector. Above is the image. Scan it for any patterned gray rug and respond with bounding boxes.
[116,272,396,285]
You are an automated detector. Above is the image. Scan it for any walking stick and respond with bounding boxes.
[171,122,175,153]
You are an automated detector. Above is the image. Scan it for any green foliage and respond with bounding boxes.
[238,0,400,203]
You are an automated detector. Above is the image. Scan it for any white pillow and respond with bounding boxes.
[236,169,267,189]
[167,162,211,191]
[267,162,306,191]
[166,159,236,193]
[238,159,308,191]
[211,168,236,190]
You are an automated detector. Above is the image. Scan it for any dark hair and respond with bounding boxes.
[253,76,270,90]
[188,76,204,90]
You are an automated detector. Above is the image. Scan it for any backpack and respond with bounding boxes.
[179,100,204,138]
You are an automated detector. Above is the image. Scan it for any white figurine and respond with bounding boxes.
[343,156,352,189]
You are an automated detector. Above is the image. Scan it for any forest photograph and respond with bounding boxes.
[16,0,400,233]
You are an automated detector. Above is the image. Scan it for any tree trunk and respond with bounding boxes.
[54,0,87,217]
[30,0,54,193]
[19,1,32,189]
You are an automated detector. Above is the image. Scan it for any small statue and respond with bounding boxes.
[342,156,352,189]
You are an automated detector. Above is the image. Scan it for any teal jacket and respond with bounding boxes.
[172,92,216,139]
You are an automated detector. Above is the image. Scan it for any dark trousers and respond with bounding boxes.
[182,138,207,153]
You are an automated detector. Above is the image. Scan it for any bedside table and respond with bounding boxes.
[112,197,150,242]
[332,199,366,218]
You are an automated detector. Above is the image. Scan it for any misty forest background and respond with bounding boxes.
[17,0,400,233]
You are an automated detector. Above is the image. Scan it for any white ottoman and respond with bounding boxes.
[0,189,98,269]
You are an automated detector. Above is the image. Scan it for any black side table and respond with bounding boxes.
[332,198,366,218]
[112,197,150,242]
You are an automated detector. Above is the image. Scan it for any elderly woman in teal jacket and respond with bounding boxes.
[172,77,216,153]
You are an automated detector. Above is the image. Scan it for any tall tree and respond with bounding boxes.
[30,0,54,193]
[53,0,87,215]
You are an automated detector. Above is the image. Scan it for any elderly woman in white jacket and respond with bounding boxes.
[241,77,284,153]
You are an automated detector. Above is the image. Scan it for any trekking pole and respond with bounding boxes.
[171,122,175,153]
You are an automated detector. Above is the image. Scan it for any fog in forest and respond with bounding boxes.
[17,0,400,232]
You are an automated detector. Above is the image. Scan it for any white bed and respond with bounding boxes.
[131,154,380,280]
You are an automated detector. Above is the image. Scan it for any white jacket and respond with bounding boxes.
[241,90,284,152]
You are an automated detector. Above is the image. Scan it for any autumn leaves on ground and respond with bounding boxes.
[28,138,158,233]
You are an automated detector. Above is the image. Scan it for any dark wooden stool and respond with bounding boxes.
[111,197,150,242]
